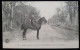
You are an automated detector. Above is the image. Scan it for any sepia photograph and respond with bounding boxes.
[2,1,79,48]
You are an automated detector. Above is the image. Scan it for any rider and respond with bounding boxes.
[31,14,36,26]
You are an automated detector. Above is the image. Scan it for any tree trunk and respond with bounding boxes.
[10,2,13,30]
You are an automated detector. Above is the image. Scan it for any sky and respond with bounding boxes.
[25,1,66,20]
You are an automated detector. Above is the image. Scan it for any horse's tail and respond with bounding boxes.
[21,24,24,30]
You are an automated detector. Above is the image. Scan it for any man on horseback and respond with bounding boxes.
[30,14,36,26]
[21,13,47,40]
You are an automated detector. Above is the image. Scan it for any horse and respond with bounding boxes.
[21,17,47,40]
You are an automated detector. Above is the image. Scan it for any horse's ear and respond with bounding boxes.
[42,17,45,19]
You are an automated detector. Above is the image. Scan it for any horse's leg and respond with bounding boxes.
[23,29,25,40]
[24,29,27,40]
[37,29,39,40]
[23,29,27,40]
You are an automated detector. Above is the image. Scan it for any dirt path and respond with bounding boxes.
[3,24,79,48]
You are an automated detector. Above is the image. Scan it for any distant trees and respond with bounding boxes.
[65,1,78,23]
[2,1,40,32]
[48,1,78,31]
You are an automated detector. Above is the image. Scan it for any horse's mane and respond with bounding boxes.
[37,17,44,24]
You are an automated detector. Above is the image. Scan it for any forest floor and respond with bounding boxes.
[3,24,79,48]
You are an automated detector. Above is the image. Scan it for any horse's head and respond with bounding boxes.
[41,17,47,24]
[38,17,47,25]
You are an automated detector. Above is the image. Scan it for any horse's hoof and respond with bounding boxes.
[23,39,25,40]
[37,38,39,40]
[23,39,26,40]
